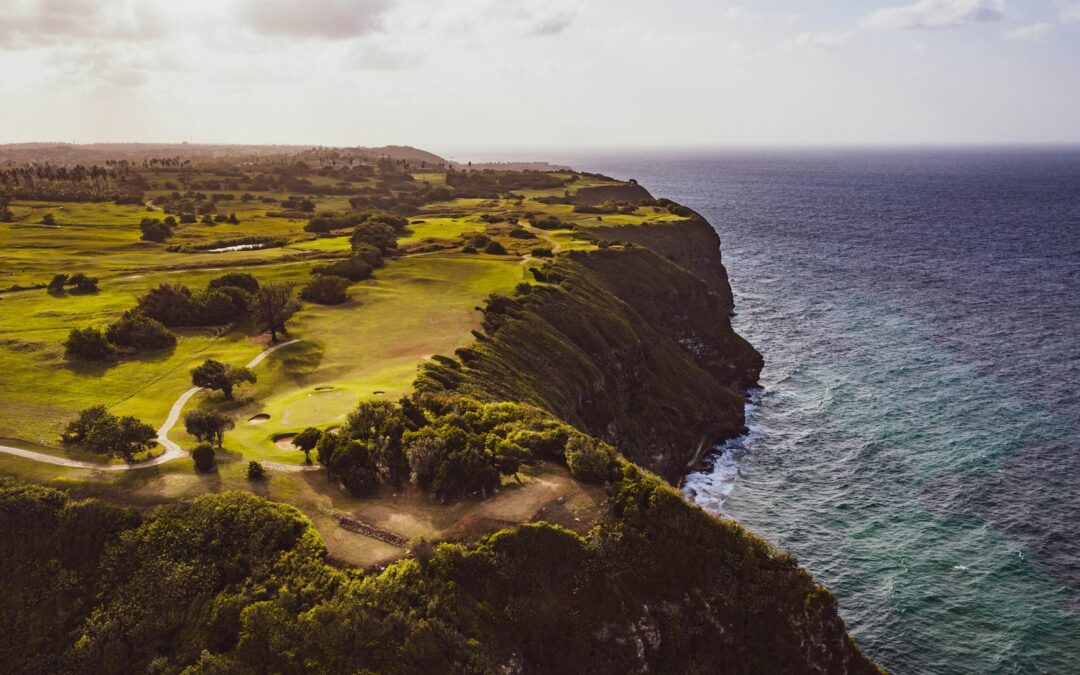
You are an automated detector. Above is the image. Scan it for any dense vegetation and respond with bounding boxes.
[0,471,878,674]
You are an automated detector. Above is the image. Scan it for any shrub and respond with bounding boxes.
[301,275,350,305]
[351,222,398,255]
[41,213,56,225]
[483,241,507,255]
[312,257,372,281]
[352,243,384,268]
[508,229,536,239]
[531,247,553,258]
[564,434,616,483]
[105,311,177,352]
[208,272,260,294]
[47,274,68,293]
[192,443,216,472]
[247,461,266,480]
[140,218,173,242]
[67,273,98,293]
[529,216,563,230]
[65,327,116,361]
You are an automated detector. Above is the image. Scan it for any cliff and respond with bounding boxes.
[419,244,762,483]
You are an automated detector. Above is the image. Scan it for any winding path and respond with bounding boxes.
[0,339,302,471]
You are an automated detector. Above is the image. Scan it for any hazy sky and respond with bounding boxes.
[2,0,1080,152]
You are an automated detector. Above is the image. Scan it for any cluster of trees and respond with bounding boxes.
[139,216,175,242]
[132,273,298,341]
[527,214,564,230]
[0,162,143,202]
[65,311,176,362]
[183,409,234,446]
[60,406,157,461]
[444,169,566,198]
[47,272,98,294]
[281,195,316,212]
[572,200,638,215]
[307,394,616,500]
[349,212,408,254]
[461,234,506,255]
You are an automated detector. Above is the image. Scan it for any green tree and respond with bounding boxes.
[184,410,234,447]
[64,327,116,361]
[61,407,157,462]
[300,275,350,305]
[252,283,299,342]
[105,311,176,352]
[191,359,257,400]
[292,427,322,464]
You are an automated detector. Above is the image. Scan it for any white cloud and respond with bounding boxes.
[235,0,393,39]
[1060,2,1080,22]
[785,31,854,51]
[1003,22,1050,40]
[860,0,1005,30]
[0,0,164,48]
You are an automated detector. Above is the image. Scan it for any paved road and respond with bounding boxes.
[0,339,302,470]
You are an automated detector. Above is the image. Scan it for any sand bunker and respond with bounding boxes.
[249,414,270,424]
[274,434,296,450]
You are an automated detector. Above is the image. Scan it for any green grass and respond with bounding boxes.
[398,217,484,244]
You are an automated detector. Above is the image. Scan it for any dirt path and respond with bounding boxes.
[0,339,302,471]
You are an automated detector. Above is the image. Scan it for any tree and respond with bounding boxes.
[140,219,172,242]
[67,273,99,293]
[191,359,257,400]
[300,275,350,305]
[312,257,372,281]
[350,222,398,255]
[292,427,322,464]
[105,311,177,352]
[65,327,116,361]
[192,443,216,472]
[247,460,266,480]
[41,213,55,225]
[184,410,234,447]
[252,283,299,342]
[47,274,68,293]
[61,407,157,462]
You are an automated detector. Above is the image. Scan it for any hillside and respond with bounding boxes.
[0,146,879,673]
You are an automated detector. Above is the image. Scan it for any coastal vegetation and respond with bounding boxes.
[0,144,877,672]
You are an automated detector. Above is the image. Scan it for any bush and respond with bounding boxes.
[47,274,68,293]
[247,461,266,480]
[508,229,536,239]
[565,434,616,483]
[41,213,56,225]
[351,222,398,255]
[531,247,553,258]
[67,273,98,293]
[65,327,116,361]
[483,241,507,255]
[140,218,173,242]
[105,311,177,352]
[301,275,350,305]
[192,443,216,472]
[312,257,372,281]
[207,272,260,294]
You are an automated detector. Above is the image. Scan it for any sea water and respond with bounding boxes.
[564,148,1080,674]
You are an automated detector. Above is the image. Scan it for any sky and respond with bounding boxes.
[2,0,1080,153]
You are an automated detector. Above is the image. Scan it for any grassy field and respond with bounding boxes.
[0,163,686,566]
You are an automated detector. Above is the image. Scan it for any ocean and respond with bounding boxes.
[558,149,1080,674]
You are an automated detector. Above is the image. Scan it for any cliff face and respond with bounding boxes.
[578,217,737,312]
[419,242,762,483]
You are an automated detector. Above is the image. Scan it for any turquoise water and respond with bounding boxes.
[561,150,1080,673]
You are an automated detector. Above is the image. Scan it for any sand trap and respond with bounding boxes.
[314,386,334,391]
[373,390,385,395]
[249,414,270,424]
[274,434,296,450]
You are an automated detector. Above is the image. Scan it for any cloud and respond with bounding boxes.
[0,0,163,48]
[860,0,1005,30]
[1060,2,1080,22]
[1003,22,1050,40]
[235,0,393,39]
[785,31,854,51]
[532,12,574,36]
[347,40,423,70]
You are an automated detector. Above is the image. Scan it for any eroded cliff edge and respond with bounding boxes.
[419,217,763,483]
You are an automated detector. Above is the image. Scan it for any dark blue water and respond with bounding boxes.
[556,149,1080,673]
